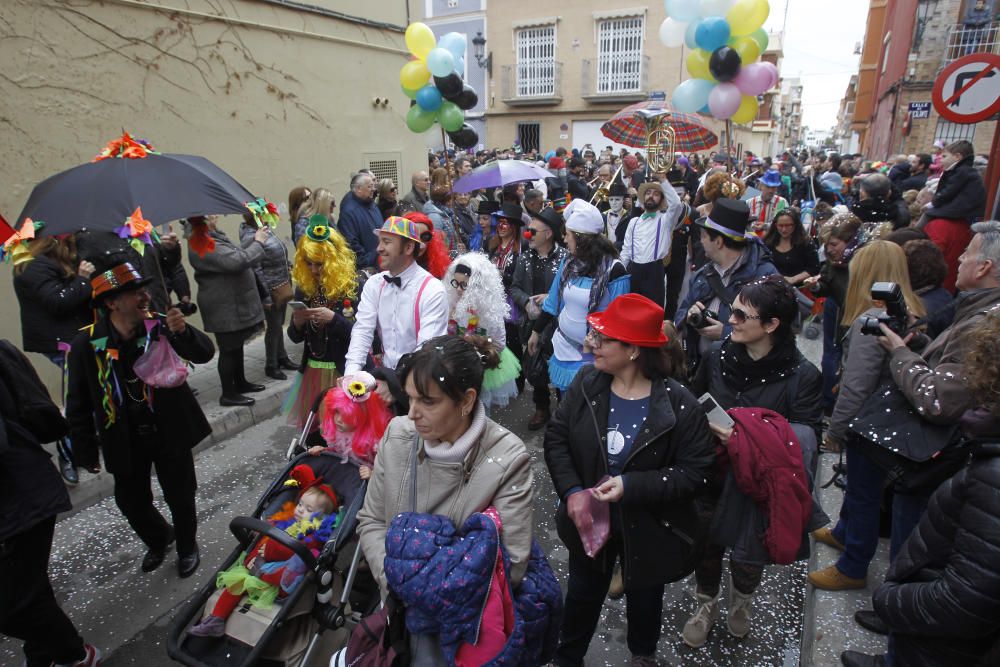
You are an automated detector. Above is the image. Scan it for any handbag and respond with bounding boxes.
[270,281,293,308]
[343,436,421,666]
[846,381,969,494]
[133,335,189,388]
[523,319,555,387]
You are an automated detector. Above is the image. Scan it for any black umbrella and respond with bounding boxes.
[17,148,259,235]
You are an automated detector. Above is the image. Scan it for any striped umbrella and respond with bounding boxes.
[600,101,718,153]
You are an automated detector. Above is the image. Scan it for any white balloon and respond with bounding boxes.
[700,0,735,17]
[659,17,688,48]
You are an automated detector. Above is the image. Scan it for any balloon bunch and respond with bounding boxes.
[399,23,480,149]
[660,0,778,124]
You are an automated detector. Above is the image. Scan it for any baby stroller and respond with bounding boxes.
[167,388,380,667]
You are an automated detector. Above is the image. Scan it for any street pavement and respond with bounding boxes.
[0,331,873,666]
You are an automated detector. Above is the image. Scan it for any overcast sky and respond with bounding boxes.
[764,0,870,131]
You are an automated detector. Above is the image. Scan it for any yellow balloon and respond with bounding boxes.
[731,95,759,124]
[400,59,431,90]
[405,22,437,60]
[686,49,715,82]
[729,35,761,64]
[727,0,770,36]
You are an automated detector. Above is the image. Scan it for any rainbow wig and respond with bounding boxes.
[320,387,393,465]
[292,230,358,300]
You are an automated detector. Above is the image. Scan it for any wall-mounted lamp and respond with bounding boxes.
[472,31,492,77]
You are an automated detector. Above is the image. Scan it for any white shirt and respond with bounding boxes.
[344,261,447,374]
[620,182,682,265]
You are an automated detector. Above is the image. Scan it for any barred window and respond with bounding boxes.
[596,15,644,93]
[934,119,976,144]
[516,25,556,97]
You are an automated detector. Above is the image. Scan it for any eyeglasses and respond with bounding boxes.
[419,231,433,243]
[584,329,618,349]
[449,279,468,291]
[731,308,763,323]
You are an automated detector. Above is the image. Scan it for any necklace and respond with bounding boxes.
[123,373,147,403]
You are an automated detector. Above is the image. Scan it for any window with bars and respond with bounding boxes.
[515,25,556,97]
[596,16,645,93]
[934,119,976,144]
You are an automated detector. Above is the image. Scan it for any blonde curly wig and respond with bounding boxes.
[703,171,746,202]
[291,230,358,301]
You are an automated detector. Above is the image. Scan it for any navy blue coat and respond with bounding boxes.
[337,192,382,269]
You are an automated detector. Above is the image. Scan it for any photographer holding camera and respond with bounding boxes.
[810,241,926,592]
[675,199,778,370]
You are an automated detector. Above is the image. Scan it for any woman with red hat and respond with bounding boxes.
[544,293,715,667]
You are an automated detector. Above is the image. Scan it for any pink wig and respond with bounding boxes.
[320,387,393,465]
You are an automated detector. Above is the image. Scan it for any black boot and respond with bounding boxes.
[265,364,287,381]
[56,438,79,486]
[219,349,255,406]
[278,356,298,371]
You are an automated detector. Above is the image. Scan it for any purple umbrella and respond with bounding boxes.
[452,160,553,193]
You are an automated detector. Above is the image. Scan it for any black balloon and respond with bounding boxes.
[709,46,742,83]
[433,73,464,97]
[448,123,478,149]
[446,83,479,111]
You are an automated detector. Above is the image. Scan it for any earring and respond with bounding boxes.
[461,407,469,417]
[629,354,638,362]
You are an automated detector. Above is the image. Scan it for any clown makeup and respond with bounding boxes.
[608,196,624,213]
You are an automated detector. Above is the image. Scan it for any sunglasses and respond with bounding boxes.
[449,278,468,291]
[419,231,433,243]
[584,329,618,349]
[731,307,763,323]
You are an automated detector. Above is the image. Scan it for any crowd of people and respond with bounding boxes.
[2,135,998,667]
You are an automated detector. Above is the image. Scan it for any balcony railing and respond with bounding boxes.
[943,22,1000,64]
[581,55,650,102]
[501,62,563,105]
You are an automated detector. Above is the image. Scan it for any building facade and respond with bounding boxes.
[780,77,805,149]
[858,0,998,158]
[834,76,861,154]
[0,0,426,393]
[851,0,889,152]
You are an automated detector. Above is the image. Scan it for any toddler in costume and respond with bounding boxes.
[444,253,522,410]
[308,371,392,480]
[188,465,339,638]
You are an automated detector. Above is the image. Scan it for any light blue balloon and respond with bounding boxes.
[438,32,467,60]
[672,78,715,113]
[453,56,466,76]
[695,16,731,52]
[699,104,711,114]
[426,48,455,78]
[415,84,443,112]
[665,0,700,23]
[685,21,701,49]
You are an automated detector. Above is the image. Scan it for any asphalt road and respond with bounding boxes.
[3,334,823,666]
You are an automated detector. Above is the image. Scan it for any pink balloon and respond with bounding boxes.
[734,63,771,96]
[761,61,779,90]
[709,82,742,119]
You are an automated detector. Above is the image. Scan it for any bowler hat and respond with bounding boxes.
[497,203,524,224]
[476,200,500,215]
[91,262,153,303]
[530,206,563,232]
[586,293,669,347]
[695,198,750,242]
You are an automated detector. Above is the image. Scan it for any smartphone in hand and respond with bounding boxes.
[288,301,308,311]
[698,393,735,429]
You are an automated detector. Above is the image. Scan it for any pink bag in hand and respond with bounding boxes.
[134,334,189,388]
[567,476,611,558]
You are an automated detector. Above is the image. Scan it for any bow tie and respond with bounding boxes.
[383,275,402,287]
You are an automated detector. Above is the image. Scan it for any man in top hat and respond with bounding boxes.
[603,180,630,247]
[747,168,790,235]
[343,217,447,375]
[619,179,684,310]
[66,262,214,577]
[675,199,779,369]
[512,206,568,430]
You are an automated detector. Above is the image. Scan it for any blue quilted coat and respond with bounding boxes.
[384,511,562,666]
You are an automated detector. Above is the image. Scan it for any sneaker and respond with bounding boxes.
[727,582,753,638]
[188,615,226,638]
[52,643,101,667]
[681,592,718,648]
[811,527,845,551]
[808,565,866,591]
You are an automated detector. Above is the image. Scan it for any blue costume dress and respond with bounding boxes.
[542,258,630,391]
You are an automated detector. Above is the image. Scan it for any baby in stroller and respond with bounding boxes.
[188,466,340,638]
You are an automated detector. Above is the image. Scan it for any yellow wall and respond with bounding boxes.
[0,0,426,394]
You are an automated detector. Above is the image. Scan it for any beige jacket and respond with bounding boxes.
[357,415,535,597]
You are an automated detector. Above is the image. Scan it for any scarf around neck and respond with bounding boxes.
[719,338,801,392]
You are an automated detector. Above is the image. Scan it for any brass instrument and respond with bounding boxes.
[635,108,676,174]
[589,164,623,205]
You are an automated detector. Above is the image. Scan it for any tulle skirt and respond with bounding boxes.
[480,346,521,409]
[281,359,339,431]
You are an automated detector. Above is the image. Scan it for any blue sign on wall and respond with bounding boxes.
[908,101,931,119]
[648,90,667,101]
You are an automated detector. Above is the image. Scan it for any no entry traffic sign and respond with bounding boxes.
[932,53,1000,124]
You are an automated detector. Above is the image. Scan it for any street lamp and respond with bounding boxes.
[472,31,492,77]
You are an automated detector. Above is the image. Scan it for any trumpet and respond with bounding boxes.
[635,108,676,174]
